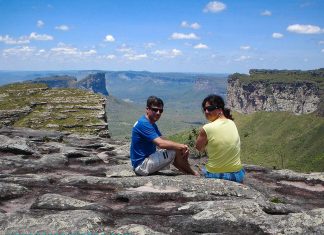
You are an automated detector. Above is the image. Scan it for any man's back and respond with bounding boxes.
[130,115,161,169]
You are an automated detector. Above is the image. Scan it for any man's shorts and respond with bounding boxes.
[202,167,245,183]
[134,149,176,176]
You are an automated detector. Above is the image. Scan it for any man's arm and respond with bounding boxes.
[153,137,189,157]
[195,128,208,152]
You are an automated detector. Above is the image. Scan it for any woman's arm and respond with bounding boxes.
[195,128,208,152]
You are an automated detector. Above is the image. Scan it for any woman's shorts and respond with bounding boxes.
[202,167,245,183]
[134,149,176,176]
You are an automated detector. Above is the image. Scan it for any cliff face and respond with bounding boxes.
[227,69,322,115]
[29,72,109,96]
[77,72,109,96]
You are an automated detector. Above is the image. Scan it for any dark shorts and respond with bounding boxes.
[202,167,245,183]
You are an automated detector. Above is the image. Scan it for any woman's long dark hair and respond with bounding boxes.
[202,94,233,120]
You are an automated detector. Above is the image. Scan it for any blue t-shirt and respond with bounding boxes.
[130,115,162,169]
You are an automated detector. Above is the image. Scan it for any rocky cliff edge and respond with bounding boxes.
[0,127,323,234]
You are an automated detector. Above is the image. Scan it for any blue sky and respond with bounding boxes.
[0,0,324,73]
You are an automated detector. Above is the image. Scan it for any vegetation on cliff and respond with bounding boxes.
[228,68,324,116]
[0,83,108,136]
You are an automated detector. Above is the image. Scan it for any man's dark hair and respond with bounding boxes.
[147,96,164,108]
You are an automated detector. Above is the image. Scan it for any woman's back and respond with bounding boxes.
[203,118,242,173]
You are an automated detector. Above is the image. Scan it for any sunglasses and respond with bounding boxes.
[149,107,164,113]
[203,105,219,112]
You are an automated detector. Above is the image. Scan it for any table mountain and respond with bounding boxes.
[227,69,323,116]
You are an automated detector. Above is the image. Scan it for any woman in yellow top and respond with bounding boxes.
[195,94,245,183]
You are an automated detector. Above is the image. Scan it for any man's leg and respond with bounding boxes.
[173,150,198,176]
[135,149,175,176]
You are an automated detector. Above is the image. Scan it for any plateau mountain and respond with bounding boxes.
[227,69,324,116]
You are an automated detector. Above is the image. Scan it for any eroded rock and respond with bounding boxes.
[0,127,323,234]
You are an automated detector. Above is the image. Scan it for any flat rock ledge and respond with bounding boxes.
[0,127,323,234]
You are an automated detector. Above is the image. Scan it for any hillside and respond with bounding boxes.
[169,111,324,173]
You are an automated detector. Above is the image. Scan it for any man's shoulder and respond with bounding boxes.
[134,115,151,128]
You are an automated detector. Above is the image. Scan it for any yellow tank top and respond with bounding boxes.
[203,118,242,173]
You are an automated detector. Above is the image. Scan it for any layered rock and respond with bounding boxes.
[227,69,323,115]
[0,127,323,234]
[0,83,109,137]
[77,72,109,96]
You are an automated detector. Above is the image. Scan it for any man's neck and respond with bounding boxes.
[145,114,155,124]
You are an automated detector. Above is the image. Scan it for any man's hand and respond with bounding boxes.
[181,144,189,159]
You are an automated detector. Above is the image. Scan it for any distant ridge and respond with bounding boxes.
[26,72,109,96]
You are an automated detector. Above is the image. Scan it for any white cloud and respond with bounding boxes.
[287,24,323,34]
[194,43,208,49]
[55,25,69,31]
[51,46,78,55]
[144,42,156,48]
[0,35,30,44]
[319,41,324,44]
[240,45,251,50]
[203,1,226,13]
[49,45,97,57]
[83,49,97,55]
[153,49,182,58]
[181,21,201,29]
[171,32,199,40]
[117,44,132,53]
[261,10,272,16]
[234,55,251,62]
[35,49,46,56]
[106,54,116,59]
[124,53,148,61]
[322,49,324,53]
[29,32,53,41]
[104,35,115,42]
[171,49,182,56]
[3,46,35,56]
[0,33,53,44]
[37,20,44,28]
[272,33,284,38]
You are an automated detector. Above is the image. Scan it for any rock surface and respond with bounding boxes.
[0,83,109,137]
[0,127,323,234]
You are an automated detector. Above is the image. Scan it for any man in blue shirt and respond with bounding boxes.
[130,96,198,176]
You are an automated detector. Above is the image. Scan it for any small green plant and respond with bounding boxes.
[270,197,285,204]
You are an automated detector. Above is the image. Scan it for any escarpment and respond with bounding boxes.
[227,69,323,116]
[28,72,109,96]
[0,83,109,137]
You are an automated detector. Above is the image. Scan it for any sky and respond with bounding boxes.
[0,0,324,73]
